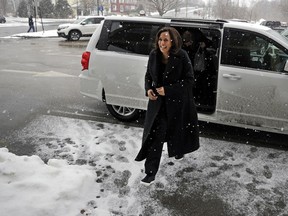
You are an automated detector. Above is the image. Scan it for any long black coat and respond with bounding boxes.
[135,49,200,161]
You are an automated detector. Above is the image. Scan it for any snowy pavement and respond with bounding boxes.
[1,114,288,216]
[8,29,58,38]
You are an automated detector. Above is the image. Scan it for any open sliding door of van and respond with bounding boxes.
[171,19,222,115]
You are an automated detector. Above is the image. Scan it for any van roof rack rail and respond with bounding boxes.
[170,18,225,28]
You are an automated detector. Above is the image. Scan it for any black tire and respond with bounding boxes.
[69,30,81,41]
[106,104,140,122]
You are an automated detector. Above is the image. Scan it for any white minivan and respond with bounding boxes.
[79,16,288,135]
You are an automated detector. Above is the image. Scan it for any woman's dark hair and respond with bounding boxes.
[154,27,182,54]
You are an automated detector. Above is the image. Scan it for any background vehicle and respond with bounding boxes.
[260,20,281,29]
[260,20,286,33]
[57,16,104,41]
[0,16,6,23]
[80,17,288,135]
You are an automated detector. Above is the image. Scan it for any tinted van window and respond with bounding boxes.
[97,21,164,55]
[221,28,288,73]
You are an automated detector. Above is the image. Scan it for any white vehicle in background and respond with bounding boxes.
[79,16,288,135]
[57,16,104,41]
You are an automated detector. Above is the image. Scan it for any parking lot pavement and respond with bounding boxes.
[3,114,288,215]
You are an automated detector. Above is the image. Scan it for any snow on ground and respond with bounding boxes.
[4,29,58,38]
[9,29,58,38]
[1,115,288,216]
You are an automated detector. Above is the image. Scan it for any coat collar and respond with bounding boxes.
[150,49,182,83]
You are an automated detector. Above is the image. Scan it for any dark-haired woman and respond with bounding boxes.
[135,27,200,185]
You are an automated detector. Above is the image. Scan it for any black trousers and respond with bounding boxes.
[144,105,167,176]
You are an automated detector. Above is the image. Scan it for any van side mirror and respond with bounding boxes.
[284,60,288,72]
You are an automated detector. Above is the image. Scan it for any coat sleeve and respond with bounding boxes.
[144,51,154,96]
[164,50,195,97]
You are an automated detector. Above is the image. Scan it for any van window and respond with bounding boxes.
[97,21,163,55]
[221,28,288,73]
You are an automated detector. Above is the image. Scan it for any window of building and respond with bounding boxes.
[120,5,124,12]
[125,5,130,11]
[112,5,117,11]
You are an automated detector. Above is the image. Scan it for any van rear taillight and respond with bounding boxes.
[81,51,91,71]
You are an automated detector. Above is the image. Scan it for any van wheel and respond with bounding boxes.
[69,30,81,41]
[106,104,140,122]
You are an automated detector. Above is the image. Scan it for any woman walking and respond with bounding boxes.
[135,27,200,185]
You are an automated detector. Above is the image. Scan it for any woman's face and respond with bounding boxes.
[158,31,172,55]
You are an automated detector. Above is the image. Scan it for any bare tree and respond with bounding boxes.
[279,0,288,21]
[81,0,96,15]
[148,0,184,16]
[251,0,283,21]
[212,0,229,19]
[212,0,251,20]
[0,0,8,14]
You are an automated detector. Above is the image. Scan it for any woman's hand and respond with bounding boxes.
[156,87,165,96]
[147,89,158,100]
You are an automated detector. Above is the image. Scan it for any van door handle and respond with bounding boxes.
[222,74,242,80]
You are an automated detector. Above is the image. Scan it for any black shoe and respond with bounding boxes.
[175,154,184,161]
[140,175,155,186]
